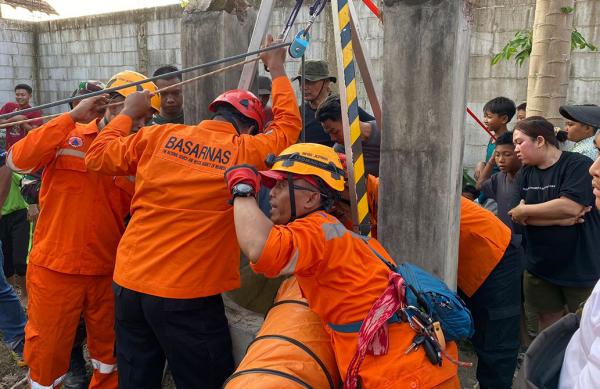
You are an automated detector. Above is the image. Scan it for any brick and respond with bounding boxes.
[0,67,14,79]
[0,42,19,55]
[98,25,118,39]
[123,51,139,66]
[0,56,11,66]
[15,67,33,79]
[121,24,137,37]
[49,68,68,80]
[147,34,161,51]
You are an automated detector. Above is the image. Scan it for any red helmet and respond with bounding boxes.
[208,89,266,133]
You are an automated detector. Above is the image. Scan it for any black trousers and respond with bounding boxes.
[113,283,235,389]
[462,241,523,389]
[0,209,29,278]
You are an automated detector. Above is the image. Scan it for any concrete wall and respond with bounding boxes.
[35,5,182,114]
[0,19,36,106]
[1,0,600,167]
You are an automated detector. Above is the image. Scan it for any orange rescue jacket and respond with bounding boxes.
[458,197,511,297]
[252,211,459,388]
[7,115,132,275]
[84,76,302,299]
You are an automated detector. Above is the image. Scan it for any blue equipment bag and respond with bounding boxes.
[364,242,474,342]
[397,262,474,342]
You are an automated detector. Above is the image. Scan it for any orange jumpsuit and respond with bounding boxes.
[84,75,301,299]
[251,211,460,388]
[457,197,511,297]
[7,114,131,388]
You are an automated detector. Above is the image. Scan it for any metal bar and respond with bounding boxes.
[237,0,276,91]
[348,0,382,130]
[331,0,370,235]
[0,41,291,120]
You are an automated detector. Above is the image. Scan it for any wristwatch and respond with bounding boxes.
[231,183,256,200]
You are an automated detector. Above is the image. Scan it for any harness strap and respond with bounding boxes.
[328,312,402,333]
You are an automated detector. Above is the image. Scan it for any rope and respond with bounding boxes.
[466,107,496,141]
[301,54,306,142]
[0,57,259,130]
[0,42,289,121]
[280,0,304,40]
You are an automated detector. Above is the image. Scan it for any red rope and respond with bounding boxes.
[362,0,381,20]
[466,107,496,141]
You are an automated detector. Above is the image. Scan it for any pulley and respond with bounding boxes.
[289,30,310,59]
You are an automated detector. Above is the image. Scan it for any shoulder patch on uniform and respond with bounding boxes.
[68,136,84,148]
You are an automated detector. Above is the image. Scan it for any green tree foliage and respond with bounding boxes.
[492,6,596,67]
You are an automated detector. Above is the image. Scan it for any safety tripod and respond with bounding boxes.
[237,0,383,235]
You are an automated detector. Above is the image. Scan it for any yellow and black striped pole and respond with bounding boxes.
[331,0,370,236]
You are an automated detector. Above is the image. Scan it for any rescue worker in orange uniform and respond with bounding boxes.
[6,71,160,389]
[225,143,460,389]
[337,171,520,389]
[458,197,522,389]
[83,36,301,389]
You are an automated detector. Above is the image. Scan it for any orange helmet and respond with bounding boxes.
[106,70,161,113]
[261,143,346,192]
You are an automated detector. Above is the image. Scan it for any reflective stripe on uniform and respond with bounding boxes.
[6,150,33,174]
[90,358,117,374]
[29,373,66,389]
[278,248,299,276]
[56,148,86,158]
[322,222,347,241]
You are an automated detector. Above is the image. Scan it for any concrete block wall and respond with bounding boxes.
[35,5,182,114]
[1,0,600,168]
[0,19,36,106]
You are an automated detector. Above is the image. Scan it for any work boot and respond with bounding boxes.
[62,345,89,389]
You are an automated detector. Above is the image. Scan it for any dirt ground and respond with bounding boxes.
[0,342,479,389]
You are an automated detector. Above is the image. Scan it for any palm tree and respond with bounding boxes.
[526,1,575,124]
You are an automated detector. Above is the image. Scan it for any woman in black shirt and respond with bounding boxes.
[509,117,600,331]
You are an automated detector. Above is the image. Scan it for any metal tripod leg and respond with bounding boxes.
[237,0,276,91]
[347,0,382,129]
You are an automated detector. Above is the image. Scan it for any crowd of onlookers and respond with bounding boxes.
[0,51,599,389]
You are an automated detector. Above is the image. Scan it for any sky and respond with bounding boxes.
[1,0,180,21]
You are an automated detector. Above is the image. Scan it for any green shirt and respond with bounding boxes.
[2,173,28,215]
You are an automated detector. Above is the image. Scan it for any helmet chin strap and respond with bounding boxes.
[287,174,297,223]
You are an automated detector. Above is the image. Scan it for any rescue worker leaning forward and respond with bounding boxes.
[83,36,302,389]
[6,71,160,389]
[225,143,460,389]
[334,172,520,389]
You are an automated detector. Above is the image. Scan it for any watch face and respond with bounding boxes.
[235,183,254,194]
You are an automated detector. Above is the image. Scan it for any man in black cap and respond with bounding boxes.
[294,60,374,146]
[560,104,600,160]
